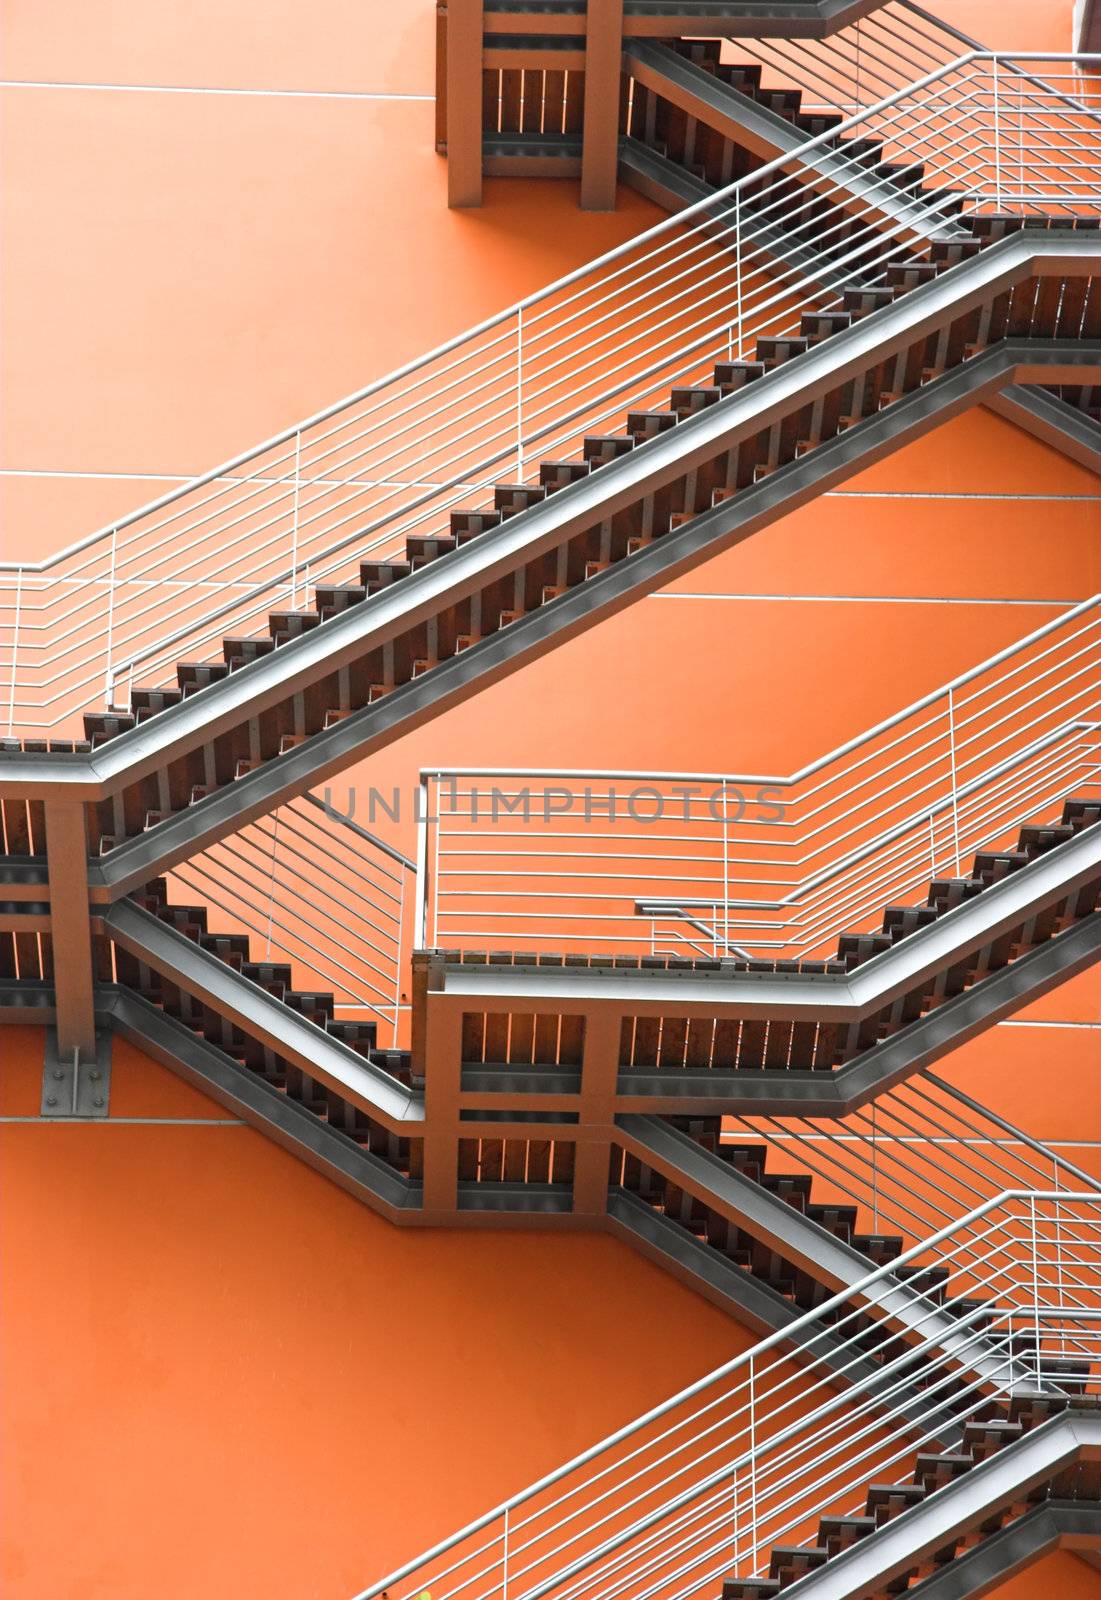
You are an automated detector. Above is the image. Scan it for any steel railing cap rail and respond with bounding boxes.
[432,824,1101,1013]
[351,1187,1100,1600]
[419,595,1101,793]
[0,48,1095,582]
[7,234,1093,804]
[630,721,1101,913]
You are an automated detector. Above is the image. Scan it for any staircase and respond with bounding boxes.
[617,34,1101,447]
[119,875,415,1088]
[0,30,1096,1245]
[722,1397,1101,1597]
[356,1192,1101,1600]
[0,14,1098,1595]
[6,214,1093,883]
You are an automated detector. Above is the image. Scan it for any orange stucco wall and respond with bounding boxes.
[1,0,1098,1595]
[1,1027,759,1597]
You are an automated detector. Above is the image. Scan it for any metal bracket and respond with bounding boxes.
[40,1029,113,1118]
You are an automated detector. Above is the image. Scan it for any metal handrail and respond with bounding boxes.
[353,1191,1101,1600]
[416,595,1101,958]
[168,789,416,1046]
[417,593,1101,793]
[713,1068,1101,1258]
[2,47,1098,736]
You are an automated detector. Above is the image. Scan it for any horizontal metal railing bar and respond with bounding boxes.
[356,1191,1093,1600]
[271,813,407,909]
[302,794,415,872]
[174,855,400,986]
[632,726,1099,914]
[431,732,1095,877]
[0,50,1091,597]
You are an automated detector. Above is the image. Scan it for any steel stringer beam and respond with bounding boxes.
[100,898,423,1133]
[779,1411,1101,1599]
[432,826,1101,1018]
[3,335,1098,924]
[0,232,1096,828]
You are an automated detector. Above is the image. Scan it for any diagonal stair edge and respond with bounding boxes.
[58,340,1101,898]
[774,1410,1101,1598]
[101,897,423,1127]
[2,227,1097,811]
[431,820,1101,1014]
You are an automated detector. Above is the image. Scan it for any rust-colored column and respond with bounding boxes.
[421,994,464,1215]
[572,1006,622,1216]
[580,0,624,211]
[445,0,484,208]
[44,800,97,1059]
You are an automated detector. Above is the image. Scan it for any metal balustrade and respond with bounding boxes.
[354,1192,1101,1600]
[164,792,415,1046]
[414,597,1101,960]
[702,2,1095,123]
[715,1068,1101,1257]
[0,51,1097,739]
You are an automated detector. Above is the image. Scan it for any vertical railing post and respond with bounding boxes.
[103,523,118,708]
[415,775,431,949]
[871,1097,879,1233]
[395,865,407,1047]
[7,564,22,736]
[748,1355,759,1574]
[946,688,962,874]
[732,1462,741,1573]
[1016,72,1024,212]
[502,1506,510,1600]
[291,428,302,609]
[992,57,1003,211]
[722,777,730,957]
[433,780,444,948]
[1053,1158,1067,1360]
[1029,1193,1043,1390]
[516,306,525,478]
[734,190,743,360]
[264,810,281,958]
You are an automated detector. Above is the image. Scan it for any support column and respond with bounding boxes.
[445,0,484,208]
[572,1007,622,1216]
[421,995,463,1215]
[580,0,624,212]
[44,798,97,1060]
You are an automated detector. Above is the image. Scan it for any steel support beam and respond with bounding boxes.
[987,383,1101,474]
[446,0,484,206]
[104,986,421,1217]
[431,911,1101,1118]
[435,827,1101,1017]
[0,233,1096,811]
[618,1113,1037,1388]
[573,1008,622,1213]
[782,1412,1101,1599]
[43,799,96,1059]
[906,1502,1101,1598]
[102,898,422,1131]
[580,0,624,210]
[484,0,898,43]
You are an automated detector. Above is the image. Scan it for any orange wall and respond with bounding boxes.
[0,1026,758,1599]
[0,1,1098,1596]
